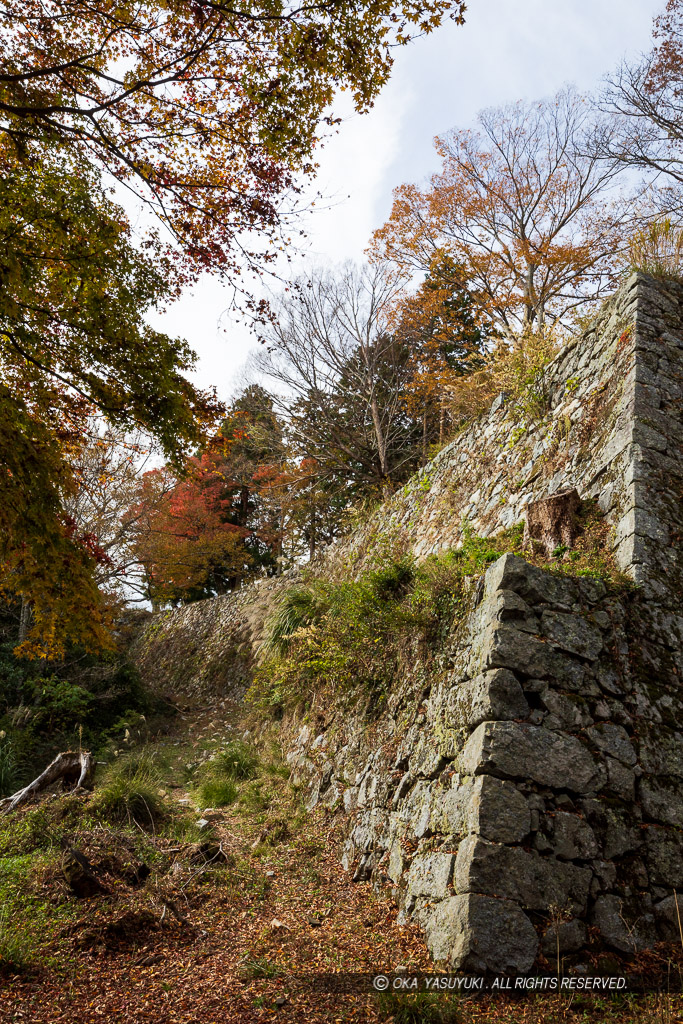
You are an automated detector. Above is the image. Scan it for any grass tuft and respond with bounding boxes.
[92,749,165,827]
[0,907,37,974]
[195,740,259,807]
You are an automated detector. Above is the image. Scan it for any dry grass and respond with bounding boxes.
[1,708,682,1024]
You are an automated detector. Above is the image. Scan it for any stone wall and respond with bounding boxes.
[134,273,683,971]
[135,273,683,697]
[286,553,683,971]
[336,273,683,638]
[131,574,292,701]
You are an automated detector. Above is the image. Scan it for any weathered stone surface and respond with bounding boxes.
[447,669,529,729]
[585,723,637,766]
[424,893,538,973]
[406,852,454,899]
[454,835,591,912]
[603,757,636,801]
[646,829,683,889]
[654,895,683,941]
[467,775,531,843]
[541,918,587,956]
[593,894,656,953]
[552,812,599,861]
[483,554,574,611]
[387,840,404,884]
[541,610,603,661]
[640,730,683,778]
[433,779,471,835]
[640,776,683,827]
[408,734,445,778]
[483,625,562,679]
[459,721,598,792]
[398,780,433,839]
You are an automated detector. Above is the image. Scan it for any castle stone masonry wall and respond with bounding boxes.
[136,274,683,971]
[287,553,683,971]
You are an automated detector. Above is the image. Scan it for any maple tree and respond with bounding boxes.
[1,0,467,284]
[133,387,289,604]
[133,460,250,607]
[371,86,633,336]
[0,153,220,654]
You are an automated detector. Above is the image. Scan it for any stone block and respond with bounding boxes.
[654,895,683,941]
[640,776,683,827]
[446,669,529,729]
[484,624,565,679]
[424,893,538,972]
[646,828,683,889]
[483,553,575,609]
[552,811,599,861]
[585,723,637,766]
[454,835,591,912]
[406,852,454,899]
[593,894,656,952]
[459,721,598,793]
[640,730,683,779]
[540,610,603,661]
[541,918,587,956]
[467,775,531,843]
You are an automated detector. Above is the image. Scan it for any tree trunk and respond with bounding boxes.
[523,489,580,557]
[0,750,95,814]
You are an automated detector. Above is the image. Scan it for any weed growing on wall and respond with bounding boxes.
[249,532,508,715]
[249,510,629,716]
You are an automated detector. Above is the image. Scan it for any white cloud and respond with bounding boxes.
[149,0,664,400]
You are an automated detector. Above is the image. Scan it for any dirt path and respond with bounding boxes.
[0,702,436,1024]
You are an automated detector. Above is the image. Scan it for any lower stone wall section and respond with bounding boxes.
[286,554,683,972]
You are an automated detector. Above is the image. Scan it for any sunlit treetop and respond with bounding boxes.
[0,0,467,286]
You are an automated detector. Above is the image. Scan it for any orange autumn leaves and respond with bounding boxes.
[1,0,467,286]
[372,87,633,338]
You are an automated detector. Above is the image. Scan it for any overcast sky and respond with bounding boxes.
[148,0,663,402]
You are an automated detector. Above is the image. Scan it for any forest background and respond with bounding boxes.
[2,0,683,789]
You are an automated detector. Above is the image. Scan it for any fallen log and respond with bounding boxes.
[0,749,94,814]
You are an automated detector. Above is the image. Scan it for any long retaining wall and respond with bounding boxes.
[134,273,683,971]
[286,553,683,971]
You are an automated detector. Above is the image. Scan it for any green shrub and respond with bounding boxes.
[212,741,259,782]
[92,750,165,827]
[260,585,327,657]
[0,906,37,973]
[250,546,477,712]
[197,778,238,808]
[249,518,624,717]
[195,740,259,807]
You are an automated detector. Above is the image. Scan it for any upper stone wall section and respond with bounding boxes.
[338,273,683,604]
[133,273,683,697]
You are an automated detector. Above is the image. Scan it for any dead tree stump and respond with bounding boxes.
[0,750,94,814]
[523,488,580,557]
